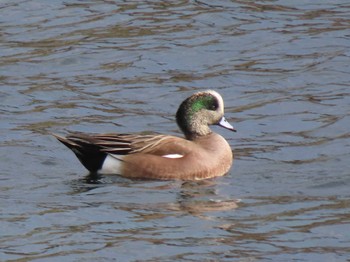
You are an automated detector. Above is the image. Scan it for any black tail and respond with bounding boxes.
[53,134,107,173]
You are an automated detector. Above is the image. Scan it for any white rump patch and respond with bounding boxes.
[99,154,124,174]
[162,154,184,159]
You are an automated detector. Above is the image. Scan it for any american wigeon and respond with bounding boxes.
[54,90,236,180]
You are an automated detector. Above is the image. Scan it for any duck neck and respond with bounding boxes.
[180,122,212,140]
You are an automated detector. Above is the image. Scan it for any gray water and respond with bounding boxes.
[1,0,350,261]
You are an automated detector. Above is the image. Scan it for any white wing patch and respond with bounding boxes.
[162,154,184,159]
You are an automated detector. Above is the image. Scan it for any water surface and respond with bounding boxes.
[1,0,350,261]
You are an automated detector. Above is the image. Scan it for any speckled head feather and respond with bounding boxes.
[176,90,225,139]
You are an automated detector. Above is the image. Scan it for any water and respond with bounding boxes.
[1,0,350,261]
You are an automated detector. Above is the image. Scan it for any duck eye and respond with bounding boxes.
[210,100,219,111]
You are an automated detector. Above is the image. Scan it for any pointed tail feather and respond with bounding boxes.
[53,134,107,173]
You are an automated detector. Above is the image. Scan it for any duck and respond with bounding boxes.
[53,90,236,180]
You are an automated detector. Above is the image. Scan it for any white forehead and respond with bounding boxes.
[206,90,224,112]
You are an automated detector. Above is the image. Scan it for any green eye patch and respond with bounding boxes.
[191,95,217,112]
